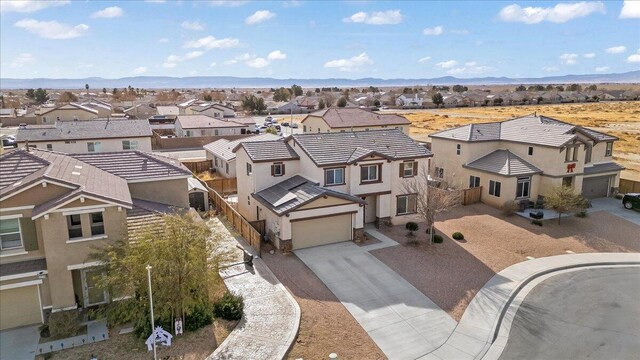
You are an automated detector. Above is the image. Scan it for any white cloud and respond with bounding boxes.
[450,29,470,35]
[343,10,403,25]
[324,53,373,72]
[267,50,287,60]
[162,62,177,68]
[418,56,431,63]
[447,62,494,75]
[209,1,248,7]
[185,51,204,59]
[158,38,169,43]
[620,0,640,18]
[14,19,89,39]
[0,0,69,13]
[236,53,251,61]
[91,6,123,19]
[144,0,166,3]
[162,51,204,68]
[498,2,605,24]
[181,20,205,31]
[132,66,148,74]
[542,66,560,72]
[245,10,276,25]
[423,25,443,36]
[605,46,626,54]
[210,62,217,67]
[10,53,35,68]
[184,35,240,49]
[283,1,303,7]
[246,58,269,68]
[583,53,596,58]
[436,60,458,69]
[223,59,238,65]
[627,49,640,63]
[594,66,610,72]
[560,53,579,65]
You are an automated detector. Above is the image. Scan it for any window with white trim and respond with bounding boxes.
[361,164,379,183]
[122,140,139,150]
[0,218,22,250]
[469,175,481,188]
[605,142,613,157]
[325,167,345,186]
[87,141,102,153]
[396,194,417,215]
[489,180,501,197]
[272,163,284,177]
[90,212,104,236]
[246,162,252,176]
[403,161,415,177]
[516,176,531,199]
[67,214,83,239]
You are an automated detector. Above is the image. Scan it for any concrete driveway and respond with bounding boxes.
[295,227,456,360]
[589,197,640,226]
[0,325,39,360]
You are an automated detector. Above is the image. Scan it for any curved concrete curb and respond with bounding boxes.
[419,253,640,360]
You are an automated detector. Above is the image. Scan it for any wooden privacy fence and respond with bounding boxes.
[204,178,238,195]
[461,186,482,205]
[207,185,262,254]
[183,160,211,174]
[619,178,640,194]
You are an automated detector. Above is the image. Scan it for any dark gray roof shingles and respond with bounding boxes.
[464,149,542,176]
[240,140,299,162]
[15,119,152,142]
[71,151,192,181]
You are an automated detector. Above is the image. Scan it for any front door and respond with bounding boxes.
[82,269,108,307]
[364,196,377,224]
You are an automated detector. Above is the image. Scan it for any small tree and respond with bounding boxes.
[337,97,347,107]
[102,87,107,94]
[85,84,89,91]
[544,186,589,224]
[432,93,444,108]
[203,94,212,101]
[318,99,326,110]
[26,88,35,99]
[373,99,381,107]
[34,88,49,104]
[59,91,78,103]
[321,92,336,107]
[515,85,527,91]
[290,84,303,97]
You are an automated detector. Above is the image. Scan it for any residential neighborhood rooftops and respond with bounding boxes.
[156,105,180,116]
[14,119,152,142]
[70,151,192,182]
[176,115,247,129]
[291,129,432,166]
[463,149,543,176]
[429,114,617,147]
[204,134,280,162]
[38,103,99,115]
[253,175,365,215]
[302,108,410,128]
[237,139,300,162]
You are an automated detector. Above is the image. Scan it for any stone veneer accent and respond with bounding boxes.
[375,216,392,229]
[353,228,365,243]
[280,239,293,254]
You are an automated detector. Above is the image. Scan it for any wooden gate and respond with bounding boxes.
[462,186,482,205]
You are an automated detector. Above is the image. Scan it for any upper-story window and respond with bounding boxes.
[246,162,252,176]
[87,141,102,153]
[225,163,229,174]
[122,140,138,150]
[565,145,578,162]
[585,144,592,163]
[67,215,83,239]
[528,146,534,156]
[400,161,416,178]
[605,142,613,157]
[271,162,285,177]
[456,144,461,155]
[0,218,22,250]
[325,167,345,186]
[361,164,380,183]
[47,144,53,151]
[90,212,105,236]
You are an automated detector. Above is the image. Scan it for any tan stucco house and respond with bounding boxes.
[175,115,250,137]
[37,103,99,124]
[0,148,192,330]
[204,133,279,178]
[429,114,624,208]
[15,119,153,153]
[300,108,411,134]
[234,129,432,251]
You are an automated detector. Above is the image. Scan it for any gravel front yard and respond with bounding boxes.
[262,244,385,360]
[372,203,640,321]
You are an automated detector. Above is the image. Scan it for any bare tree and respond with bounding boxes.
[544,186,589,224]
[401,167,462,243]
[321,92,336,107]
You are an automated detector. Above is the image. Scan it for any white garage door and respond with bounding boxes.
[582,176,610,199]
[0,285,42,330]
[291,213,352,249]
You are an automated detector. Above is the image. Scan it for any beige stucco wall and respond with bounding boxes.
[38,109,98,124]
[176,122,249,137]
[0,183,70,209]
[301,116,409,134]
[21,137,152,153]
[207,152,236,178]
[128,178,190,208]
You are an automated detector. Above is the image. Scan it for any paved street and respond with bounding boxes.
[588,197,640,226]
[499,267,640,360]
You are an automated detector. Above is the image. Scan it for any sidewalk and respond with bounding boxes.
[207,218,300,360]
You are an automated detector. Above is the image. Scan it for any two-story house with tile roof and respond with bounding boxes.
[36,103,99,124]
[300,108,411,134]
[233,129,432,251]
[429,114,623,208]
[204,133,279,178]
[15,119,153,153]
[0,148,192,330]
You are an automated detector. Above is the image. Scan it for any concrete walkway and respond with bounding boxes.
[207,218,300,360]
[419,252,640,360]
[295,225,457,360]
[589,197,640,225]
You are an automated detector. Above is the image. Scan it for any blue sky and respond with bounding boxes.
[1,0,639,79]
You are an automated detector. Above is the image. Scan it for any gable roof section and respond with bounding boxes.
[177,115,247,129]
[15,119,152,142]
[253,175,365,216]
[292,129,431,166]
[39,103,99,115]
[302,108,410,128]
[237,139,299,162]
[204,134,279,162]
[463,149,542,176]
[70,151,192,182]
[0,150,50,190]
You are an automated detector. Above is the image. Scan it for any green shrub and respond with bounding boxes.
[213,292,244,321]
[405,222,419,236]
[452,232,464,240]
[433,234,444,243]
[531,219,543,226]
[39,323,50,338]
[185,302,214,331]
[48,310,81,339]
[575,210,587,218]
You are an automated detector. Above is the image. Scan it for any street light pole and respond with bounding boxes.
[146,265,157,360]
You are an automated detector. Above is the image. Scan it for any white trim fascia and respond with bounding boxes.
[0,179,76,202]
[0,270,47,282]
[0,213,23,220]
[0,279,42,290]
[51,305,78,313]
[126,175,191,184]
[37,284,44,323]
[67,261,104,271]
[42,305,53,310]
[66,234,108,244]
[0,250,28,258]
[62,207,106,216]
[0,205,35,212]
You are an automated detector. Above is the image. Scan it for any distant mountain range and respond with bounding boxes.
[1,71,639,89]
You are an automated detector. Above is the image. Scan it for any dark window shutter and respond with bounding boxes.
[413,161,418,177]
[271,165,275,176]
[20,218,38,251]
[399,163,404,177]
[281,164,286,176]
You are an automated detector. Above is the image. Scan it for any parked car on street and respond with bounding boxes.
[256,125,268,134]
[2,135,17,148]
[290,123,299,129]
[282,122,290,127]
[622,193,640,210]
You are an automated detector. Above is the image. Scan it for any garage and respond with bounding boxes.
[291,213,352,249]
[582,176,611,199]
[0,285,42,330]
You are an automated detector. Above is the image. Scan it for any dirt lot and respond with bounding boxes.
[262,244,385,360]
[396,101,640,180]
[372,203,640,321]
